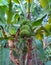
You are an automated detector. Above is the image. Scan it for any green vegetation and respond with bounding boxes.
[0,0,51,65]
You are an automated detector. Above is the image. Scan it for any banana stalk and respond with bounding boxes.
[27,0,31,19]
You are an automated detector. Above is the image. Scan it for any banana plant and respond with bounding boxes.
[0,0,51,65]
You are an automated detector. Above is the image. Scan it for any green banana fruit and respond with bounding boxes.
[20,25,30,31]
[20,29,31,37]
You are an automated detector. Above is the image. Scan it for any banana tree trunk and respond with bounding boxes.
[27,38,33,65]
[26,38,43,65]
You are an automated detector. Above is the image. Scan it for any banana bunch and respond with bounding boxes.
[19,21,32,38]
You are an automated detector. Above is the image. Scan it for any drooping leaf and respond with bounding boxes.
[34,26,49,34]
[32,14,47,26]
[44,23,51,32]
[35,39,45,60]
[0,6,7,17]
[35,39,43,50]
[48,16,51,23]
[35,33,43,40]
[39,0,49,9]
[49,0,51,11]
[7,0,13,24]
[13,0,20,4]
[0,37,14,40]
[34,25,50,37]
[0,6,7,24]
